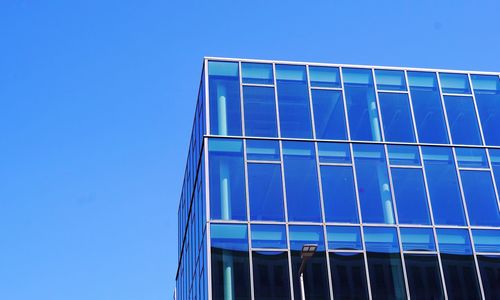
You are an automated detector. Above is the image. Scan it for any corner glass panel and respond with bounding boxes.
[251,224,287,249]
[318,142,351,163]
[311,89,348,140]
[246,139,280,161]
[404,254,445,300]
[472,229,500,253]
[477,255,500,299]
[248,163,285,221]
[471,75,500,146]
[321,166,359,223]
[276,64,313,138]
[208,61,242,136]
[343,68,382,141]
[391,168,431,225]
[455,147,488,168]
[375,69,407,91]
[400,227,436,251]
[378,92,416,142]
[241,62,273,85]
[243,86,278,137]
[408,71,449,144]
[460,170,500,226]
[309,66,341,88]
[439,73,471,94]
[252,251,291,300]
[327,226,362,250]
[444,95,482,145]
[387,145,420,166]
[329,252,369,300]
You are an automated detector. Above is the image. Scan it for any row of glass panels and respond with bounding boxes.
[207,61,500,146]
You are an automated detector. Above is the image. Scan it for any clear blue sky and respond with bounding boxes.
[1,1,499,299]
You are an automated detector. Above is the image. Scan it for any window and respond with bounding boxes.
[241,63,273,84]
[317,142,351,163]
[375,69,407,91]
[252,251,291,300]
[330,252,369,300]
[309,66,341,88]
[247,163,285,221]
[321,165,359,223]
[455,147,488,168]
[471,75,500,146]
[460,170,500,226]
[439,73,471,94]
[387,145,420,166]
[311,89,348,140]
[243,86,278,137]
[443,95,482,145]
[378,92,416,142]
[246,140,280,161]
[391,168,431,224]
[251,224,287,249]
[327,226,362,250]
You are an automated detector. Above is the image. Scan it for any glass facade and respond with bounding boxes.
[176,58,500,300]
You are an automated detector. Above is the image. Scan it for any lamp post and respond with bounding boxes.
[299,244,318,300]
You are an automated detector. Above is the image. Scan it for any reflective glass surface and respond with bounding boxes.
[243,86,278,137]
[321,166,359,223]
[455,147,488,168]
[439,73,471,94]
[247,163,285,221]
[400,227,436,251]
[251,224,287,249]
[241,62,273,84]
[472,229,500,253]
[472,75,500,146]
[491,149,500,193]
[364,227,399,253]
[311,89,348,140]
[478,255,500,300]
[326,226,362,250]
[252,251,291,300]
[391,168,431,224]
[309,66,341,88]
[460,170,500,226]
[330,252,369,300]
[444,95,482,145]
[246,139,280,161]
[317,142,351,163]
[404,254,445,300]
[375,69,407,91]
[387,145,420,166]
[378,92,416,142]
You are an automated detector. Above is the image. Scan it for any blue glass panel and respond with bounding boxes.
[387,145,421,166]
[343,68,382,141]
[436,229,472,255]
[276,65,313,138]
[321,166,359,223]
[248,163,285,221]
[251,224,287,249]
[246,139,280,161]
[439,73,471,94]
[364,227,399,253]
[408,71,449,144]
[208,61,242,136]
[460,170,500,226]
[391,168,431,224]
[243,86,278,137]
[282,142,322,222]
[378,92,416,142]
[472,230,500,253]
[241,62,273,84]
[311,89,348,140]
[491,149,500,195]
[327,226,362,250]
[309,66,341,88]
[209,139,247,220]
[289,225,325,251]
[400,228,436,251]
[353,144,395,224]
[375,69,407,91]
[444,95,482,145]
[455,147,488,168]
[471,75,500,146]
[211,223,248,251]
[318,142,351,163]
[422,147,466,225]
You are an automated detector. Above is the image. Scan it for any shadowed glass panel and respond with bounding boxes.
[478,255,500,300]
[248,163,285,221]
[321,166,359,223]
[243,86,278,137]
[379,92,416,142]
[404,254,445,300]
[391,168,431,225]
[329,252,369,300]
[460,170,500,226]
[471,75,500,146]
[311,89,348,140]
[444,95,482,145]
[252,251,291,300]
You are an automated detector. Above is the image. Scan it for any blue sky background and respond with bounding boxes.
[1,1,500,299]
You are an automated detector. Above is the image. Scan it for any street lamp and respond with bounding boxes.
[299,244,318,300]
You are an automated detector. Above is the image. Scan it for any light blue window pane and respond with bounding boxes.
[455,147,488,168]
[422,146,466,225]
[246,140,280,161]
[375,69,407,91]
[408,71,449,144]
[321,166,359,223]
[439,73,471,94]
[353,144,395,224]
[209,139,247,220]
[327,226,362,250]
[343,68,382,141]
[282,142,322,222]
[211,224,248,251]
[490,149,500,194]
[444,96,482,145]
[391,168,431,225]
[243,86,278,137]
[436,229,472,255]
[400,228,436,252]
[364,227,399,253]
[387,145,421,166]
[318,142,351,163]
[276,64,313,138]
[241,63,273,84]
[208,61,242,136]
[311,89,348,140]
[248,163,285,221]
[309,66,341,88]
[289,225,325,251]
[472,229,500,253]
[471,75,500,146]
[379,92,416,142]
[251,224,287,249]
[460,170,500,226]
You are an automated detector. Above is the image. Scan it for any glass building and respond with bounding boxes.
[175,57,500,300]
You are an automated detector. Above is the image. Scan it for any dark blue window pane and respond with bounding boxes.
[472,230,500,253]
[460,170,500,226]
[251,224,287,249]
[364,227,400,253]
[311,89,348,140]
[208,61,242,136]
[343,68,382,141]
[327,226,362,250]
[276,65,313,138]
[439,73,471,94]
[321,166,359,223]
[329,252,369,300]
[422,147,466,225]
[408,72,449,144]
[378,92,416,142]
[456,147,488,168]
[309,66,341,88]
[478,255,500,300]
[209,139,247,220]
[318,142,351,163]
[436,229,472,255]
[252,251,291,300]
[387,145,421,166]
[400,228,436,251]
[243,86,278,137]
[391,168,431,224]
[353,144,395,224]
[444,95,482,145]
[241,62,273,85]
[404,254,444,300]
[248,163,285,221]
[246,140,280,161]
[472,75,500,146]
[289,225,325,251]
[282,142,321,222]
[375,69,407,91]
